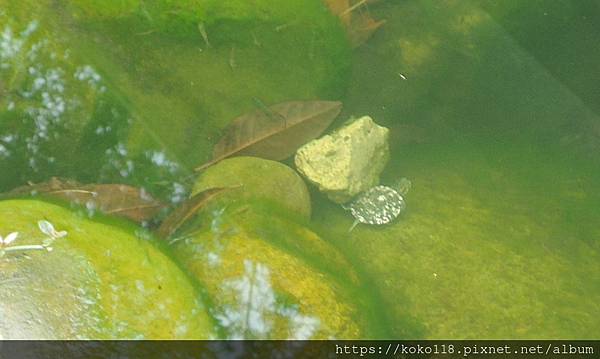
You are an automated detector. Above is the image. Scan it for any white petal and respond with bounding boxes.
[3,232,18,244]
[55,230,67,238]
[38,220,55,236]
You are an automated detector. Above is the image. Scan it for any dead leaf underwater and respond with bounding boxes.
[5,177,166,224]
[348,12,386,48]
[323,0,386,48]
[156,187,231,239]
[196,100,342,171]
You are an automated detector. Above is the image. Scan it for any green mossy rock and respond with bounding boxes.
[0,199,216,339]
[1,0,351,200]
[170,205,387,338]
[0,5,123,192]
[192,157,312,220]
[67,0,333,31]
[63,0,350,172]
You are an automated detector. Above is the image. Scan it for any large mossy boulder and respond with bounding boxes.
[0,199,216,339]
[0,4,120,192]
[192,156,311,220]
[170,204,387,339]
[1,0,351,200]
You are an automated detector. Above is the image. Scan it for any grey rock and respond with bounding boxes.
[294,116,390,203]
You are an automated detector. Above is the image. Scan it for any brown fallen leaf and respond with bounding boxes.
[348,12,386,48]
[77,184,166,223]
[196,100,342,171]
[5,177,84,196]
[324,0,351,26]
[156,187,231,239]
[4,177,166,224]
[323,0,386,48]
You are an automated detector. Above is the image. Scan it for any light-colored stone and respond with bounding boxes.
[294,116,390,203]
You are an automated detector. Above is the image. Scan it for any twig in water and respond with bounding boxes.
[340,0,368,16]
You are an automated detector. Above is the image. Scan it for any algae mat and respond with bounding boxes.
[0,199,215,339]
[313,137,600,339]
[313,0,600,339]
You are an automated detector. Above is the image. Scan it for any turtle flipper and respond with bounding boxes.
[395,178,412,196]
[348,219,360,232]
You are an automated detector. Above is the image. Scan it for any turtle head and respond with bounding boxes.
[393,178,412,196]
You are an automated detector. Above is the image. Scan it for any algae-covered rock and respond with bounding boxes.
[192,157,311,220]
[170,205,386,339]
[0,199,216,339]
[295,116,390,203]
[1,0,351,201]
[0,7,122,192]
[61,0,351,172]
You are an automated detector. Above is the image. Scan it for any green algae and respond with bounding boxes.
[0,199,216,339]
[1,0,350,200]
[62,0,350,170]
[305,0,600,339]
[170,204,388,338]
[312,138,600,339]
[192,157,312,220]
[2,0,599,341]
[0,5,114,191]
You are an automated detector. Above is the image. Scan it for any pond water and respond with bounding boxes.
[0,0,599,339]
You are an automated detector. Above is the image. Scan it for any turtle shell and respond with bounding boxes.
[346,185,405,225]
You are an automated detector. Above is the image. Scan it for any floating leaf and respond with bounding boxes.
[196,101,342,171]
[4,178,165,224]
[156,187,231,239]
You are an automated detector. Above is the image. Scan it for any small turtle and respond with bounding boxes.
[343,178,412,232]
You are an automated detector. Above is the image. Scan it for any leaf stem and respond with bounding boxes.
[341,0,368,16]
[2,244,47,255]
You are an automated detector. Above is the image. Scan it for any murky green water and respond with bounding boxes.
[1,0,599,339]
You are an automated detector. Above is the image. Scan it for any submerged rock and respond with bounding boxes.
[295,116,390,203]
[0,11,117,191]
[0,199,215,339]
[1,0,351,199]
[192,156,311,220]
[170,206,385,339]
[63,0,351,172]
